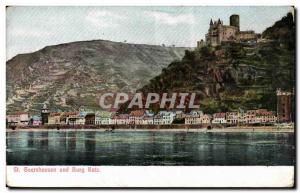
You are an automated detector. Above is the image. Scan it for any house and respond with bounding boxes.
[6,112,29,126]
[130,110,145,125]
[184,110,202,124]
[138,116,154,125]
[172,110,185,124]
[175,110,186,119]
[95,111,113,125]
[190,110,204,116]
[66,112,79,125]
[153,114,164,125]
[76,112,86,125]
[212,112,227,124]
[238,110,247,124]
[48,112,61,125]
[184,110,211,124]
[244,109,272,124]
[200,114,212,124]
[111,114,130,125]
[245,110,258,124]
[30,115,42,126]
[60,112,78,125]
[256,110,277,123]
[85,113,95,125]
[267,112,277,123]
[59,112,68,125]
[64,111,86,125]
[226,111,239,125]
[245,110,256,124]
[158,111,176,124]
[185,114,200,124]
[145,110,155,117]
[6,114,19,126]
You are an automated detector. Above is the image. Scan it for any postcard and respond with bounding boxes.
[5,6,295,188]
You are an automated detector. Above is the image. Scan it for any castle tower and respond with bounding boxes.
[230,14,240,31]
[41,103,50,125]
[276,89,292,123]
[217,18,223,44]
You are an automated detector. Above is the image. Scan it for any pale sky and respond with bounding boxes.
[6,6,293,60]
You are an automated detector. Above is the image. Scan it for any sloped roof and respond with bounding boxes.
[213,112,226,118]
[95,111,114,117]
[49,112,61,116]
[130,110,145,117]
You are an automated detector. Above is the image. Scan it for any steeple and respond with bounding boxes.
[210,19,213,25]
[42,103,48,110]
[217,18,221,24]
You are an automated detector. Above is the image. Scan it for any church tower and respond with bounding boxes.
[41,103,50,125]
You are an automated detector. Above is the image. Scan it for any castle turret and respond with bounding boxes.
[230,14,240,31]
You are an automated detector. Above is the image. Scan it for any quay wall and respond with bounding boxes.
[10,124,224,130]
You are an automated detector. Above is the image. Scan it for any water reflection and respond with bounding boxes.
[40,132,48,150]
[6,130,295,166]
[27,132,34,147]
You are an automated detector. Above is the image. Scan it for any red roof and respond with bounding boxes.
[257,111,274,116]
[114,114,129,119]
[49,112,61,116]
[130,110,145,117]
[64,111,79,116]
[213,112,226,118]
[8,112,28,116]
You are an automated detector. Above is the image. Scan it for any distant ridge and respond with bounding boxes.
[6,39,190,113]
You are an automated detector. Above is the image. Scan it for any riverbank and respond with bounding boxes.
[6,126,294,133]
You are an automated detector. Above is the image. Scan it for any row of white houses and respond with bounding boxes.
[102,111,176,125]
[184,109,277,125]
[7,108,278,126]
[45,110,177,125]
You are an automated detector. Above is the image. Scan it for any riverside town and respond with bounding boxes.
[6,89,294,130]
[6,13,295,131]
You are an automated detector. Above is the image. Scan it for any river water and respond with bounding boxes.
[6,130,294,165]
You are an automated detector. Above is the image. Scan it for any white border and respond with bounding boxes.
[1,0,298,191]
[6,166,294,188]
[0,0,298,6]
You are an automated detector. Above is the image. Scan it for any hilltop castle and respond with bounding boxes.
[198,14,259,47]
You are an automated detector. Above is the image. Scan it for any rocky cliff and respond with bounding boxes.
[134,13,295,114]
